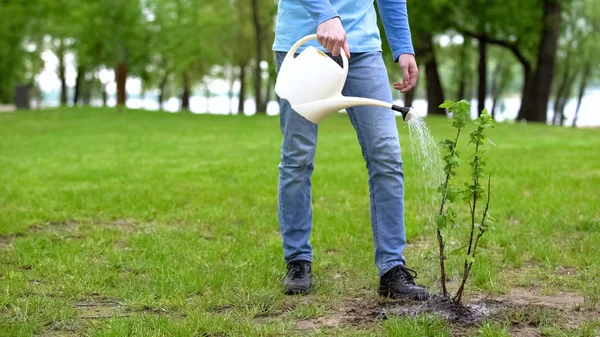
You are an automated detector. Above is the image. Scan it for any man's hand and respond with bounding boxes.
[394,54,419,93]
[317,17,350,59]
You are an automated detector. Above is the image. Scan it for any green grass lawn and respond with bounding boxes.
[0,107,598,336]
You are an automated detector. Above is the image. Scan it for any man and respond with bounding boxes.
[272,0,428,300]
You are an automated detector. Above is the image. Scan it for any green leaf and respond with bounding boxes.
[435,214,448,229]
[438,139,455,150]
[446,187,459,203]
[466,255,475,265]
[439,101,455,109]
[446,207,457,225]
[448,245,467,256]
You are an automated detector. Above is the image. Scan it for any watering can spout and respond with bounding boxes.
[291,96,415,124]
[390,105,415,122]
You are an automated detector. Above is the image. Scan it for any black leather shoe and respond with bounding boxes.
[282,260,312,295]
[378,265,429,301]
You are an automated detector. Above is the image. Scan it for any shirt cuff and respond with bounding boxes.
[317,8,339,25]
[394,47,415,63]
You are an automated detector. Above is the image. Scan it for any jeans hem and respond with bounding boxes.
[285,256,313,265]
[378,261,404,278]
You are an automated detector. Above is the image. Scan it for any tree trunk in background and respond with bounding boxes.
[115,62,128,106]
[572,63,590,128]
[205,84,210,112]
[228,69,236,114]
[158,72,168,110]
[74,65,83,106]
[552,64,569,125]
[404,86,415,107]
[559,96,568,125]
[264,70,273,110]
[417,31,445,115]
[528,0,562,123]
[457,37,469,100]
[82,74,92,106]
[58,40,67,106]
[238,62,247,114]
[102,86,107,107]
[553,66,578,126]
[517,67,534,120]
[251,0,265,113]
[181,72,190,111]
[490,61,507,119]
[477,37,487,115]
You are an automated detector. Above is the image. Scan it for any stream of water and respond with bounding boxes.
[407,115,444,206]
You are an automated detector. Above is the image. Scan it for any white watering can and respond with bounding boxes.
[274,34,414,124]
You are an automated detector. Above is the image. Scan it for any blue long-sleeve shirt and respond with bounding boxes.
[272,0,414,62]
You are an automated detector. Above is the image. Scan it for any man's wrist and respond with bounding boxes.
[395,52,415,63]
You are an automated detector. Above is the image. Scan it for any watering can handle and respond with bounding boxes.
[286,34,349,78]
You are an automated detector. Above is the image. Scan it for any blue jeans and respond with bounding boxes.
[276,51,406,277]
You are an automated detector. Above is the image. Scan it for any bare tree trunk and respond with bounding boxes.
[477,37,487,115]
[404,86,415,107]
[552,44,576,126]
[102,86,107,107]
[205,83,210,112]
[517,68,534,120]
[529,0,562,123]
[558,96,567,126]
[82,74,92,106]
[264,69,273,110]
[552,66,568,125]
[228,68,236,114]
[490,61,508,119]
[238,61,247,115]
[417,31,445,115]
[457,37,469,100]
[58,39,68,106]
[572,63,590,128]
[181,72,190,111]
[251,0,265,113]
[74,65,84,106]
[115,62,128,107]
[158,71,169,110]
[553,68,577,126]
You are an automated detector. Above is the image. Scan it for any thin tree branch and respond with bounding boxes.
[457,29,531,72]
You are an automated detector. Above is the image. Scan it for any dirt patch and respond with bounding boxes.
[1,219,143,249]
[382,295,495,325]
[37,328,79,337]
[509,326,541,337]
[74,297,128,319]
[294,298,382,330]
[0,234,12,249]
[554,265,577,276]
[103,218,140,232]
[28,220,80,234]
[269,288,593,332]
[208,304,235,314]
[479,287,585,310]
[27,218,142,235]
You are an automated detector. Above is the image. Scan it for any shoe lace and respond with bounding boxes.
[288,261,307,279]
[392,265,418,285]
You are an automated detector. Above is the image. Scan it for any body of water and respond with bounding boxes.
[40,88,600,127]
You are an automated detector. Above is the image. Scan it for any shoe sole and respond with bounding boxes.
[378,285,429,301]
